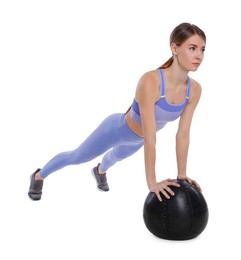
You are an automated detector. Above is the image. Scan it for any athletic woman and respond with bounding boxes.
[28,23,206,201]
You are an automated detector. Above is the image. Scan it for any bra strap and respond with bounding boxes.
[158,69,166,97]
[186,77,191,99]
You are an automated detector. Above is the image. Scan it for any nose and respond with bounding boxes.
[196,50,203,61]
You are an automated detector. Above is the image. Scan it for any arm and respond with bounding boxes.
[136,72,180,201]
[176,80,202,189]
[136,73,157,189]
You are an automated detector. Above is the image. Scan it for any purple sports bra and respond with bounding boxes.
[129,69,191,131]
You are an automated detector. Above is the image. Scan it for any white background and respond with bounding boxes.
[1,0,240,259]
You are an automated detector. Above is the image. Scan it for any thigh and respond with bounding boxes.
[74,113,125,158]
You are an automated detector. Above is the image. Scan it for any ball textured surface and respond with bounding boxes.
[143,179,209,240]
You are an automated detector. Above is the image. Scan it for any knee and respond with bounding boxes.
[111,149,129,161]
[70,151,95,165]
[68,155,80,165]
[68,151,86,165]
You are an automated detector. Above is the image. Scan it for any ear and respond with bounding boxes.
[170,43,178,56]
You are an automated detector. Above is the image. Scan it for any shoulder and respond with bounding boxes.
[189,77,202,103]
[138,70,159,87]
[136,70,160,101]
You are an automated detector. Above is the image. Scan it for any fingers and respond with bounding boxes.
[154,187,170,202]
[185,178,202,191]
[164,186,175,197]
[178,176,202,191]
[155,190,163,202]
[160,188,171,199]
[155,183,179,201]
[152,177,202,202]
[192,180,202,191]
[170,182,181,188]
[165,178,181,186]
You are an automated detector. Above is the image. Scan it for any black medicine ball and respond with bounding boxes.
[143,179,209,240]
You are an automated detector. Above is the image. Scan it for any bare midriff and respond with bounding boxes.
[125,111,144,138]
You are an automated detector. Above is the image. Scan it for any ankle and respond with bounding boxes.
[98,165,106,175]
[35,170,44,181]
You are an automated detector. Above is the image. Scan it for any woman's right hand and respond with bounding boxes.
[149,178,181,202]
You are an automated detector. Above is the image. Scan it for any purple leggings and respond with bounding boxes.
[39,113,144,178]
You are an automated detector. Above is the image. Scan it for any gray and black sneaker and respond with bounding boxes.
[91,164,109,191]
[28,169,44,200]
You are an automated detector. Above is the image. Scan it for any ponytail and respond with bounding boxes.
[158,56,174,69]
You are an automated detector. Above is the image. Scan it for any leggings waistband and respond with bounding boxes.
[117,113,144,143]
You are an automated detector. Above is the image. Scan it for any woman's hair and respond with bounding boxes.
[159,23,206,69]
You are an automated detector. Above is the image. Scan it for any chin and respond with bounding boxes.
[189,66,199,72]
[182,64,199,73]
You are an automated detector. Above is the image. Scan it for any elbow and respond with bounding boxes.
[144,138,156,147]
[144,135,156,147]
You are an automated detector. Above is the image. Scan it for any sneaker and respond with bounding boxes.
[91,164,109,191]
[28,169,44,200]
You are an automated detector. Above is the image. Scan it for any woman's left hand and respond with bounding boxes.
[177,176,202,191]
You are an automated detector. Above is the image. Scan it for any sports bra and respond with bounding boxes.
[129,68,191,131]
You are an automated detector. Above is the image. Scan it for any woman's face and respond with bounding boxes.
[172,34,206,72]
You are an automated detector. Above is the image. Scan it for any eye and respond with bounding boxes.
[201,48,206,53]
[189,47,196,51]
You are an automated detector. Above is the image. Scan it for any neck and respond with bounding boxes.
[165,63,189,87]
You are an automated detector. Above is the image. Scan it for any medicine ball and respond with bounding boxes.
[143,179,209,240]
